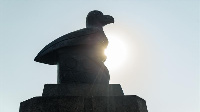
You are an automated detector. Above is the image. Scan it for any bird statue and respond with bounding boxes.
[34,10,114,84]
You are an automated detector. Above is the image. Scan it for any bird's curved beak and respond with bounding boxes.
[101,15,114,26]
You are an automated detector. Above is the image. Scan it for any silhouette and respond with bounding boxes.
[34,10,114,84]
[20,10,148,112]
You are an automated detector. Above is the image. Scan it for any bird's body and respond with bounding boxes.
[34,27,107,65]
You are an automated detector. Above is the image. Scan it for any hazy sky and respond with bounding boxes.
[0,1,199,112]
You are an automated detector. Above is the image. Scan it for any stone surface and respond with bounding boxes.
[42,84,124,97]
[57,46,109,84]
[20,96,148,112]
[34,28,107,65]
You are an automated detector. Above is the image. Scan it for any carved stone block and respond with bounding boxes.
[42,84,124,96]
[20,96,148,112]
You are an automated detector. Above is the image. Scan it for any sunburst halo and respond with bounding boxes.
[104,35,127,70]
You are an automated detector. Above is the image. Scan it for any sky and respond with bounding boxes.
[0,0,199,112]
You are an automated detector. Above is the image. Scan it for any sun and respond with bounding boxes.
[104,35,127,70]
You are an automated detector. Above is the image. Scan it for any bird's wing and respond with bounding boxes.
[34,28,107,65]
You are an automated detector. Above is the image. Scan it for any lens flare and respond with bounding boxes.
[104,35,127,70]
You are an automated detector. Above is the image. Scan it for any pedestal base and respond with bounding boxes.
[20,96,147,112]
[20,84,148,112]
[42,84,124,96]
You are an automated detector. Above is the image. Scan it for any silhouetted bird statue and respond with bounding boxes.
[34,10,114,84]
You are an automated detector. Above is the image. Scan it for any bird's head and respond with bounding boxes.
[86,10,114,30]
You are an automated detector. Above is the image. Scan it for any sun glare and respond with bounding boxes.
[104,35,127,70]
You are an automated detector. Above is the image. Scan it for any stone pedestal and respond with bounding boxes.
[20,84,148,112]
